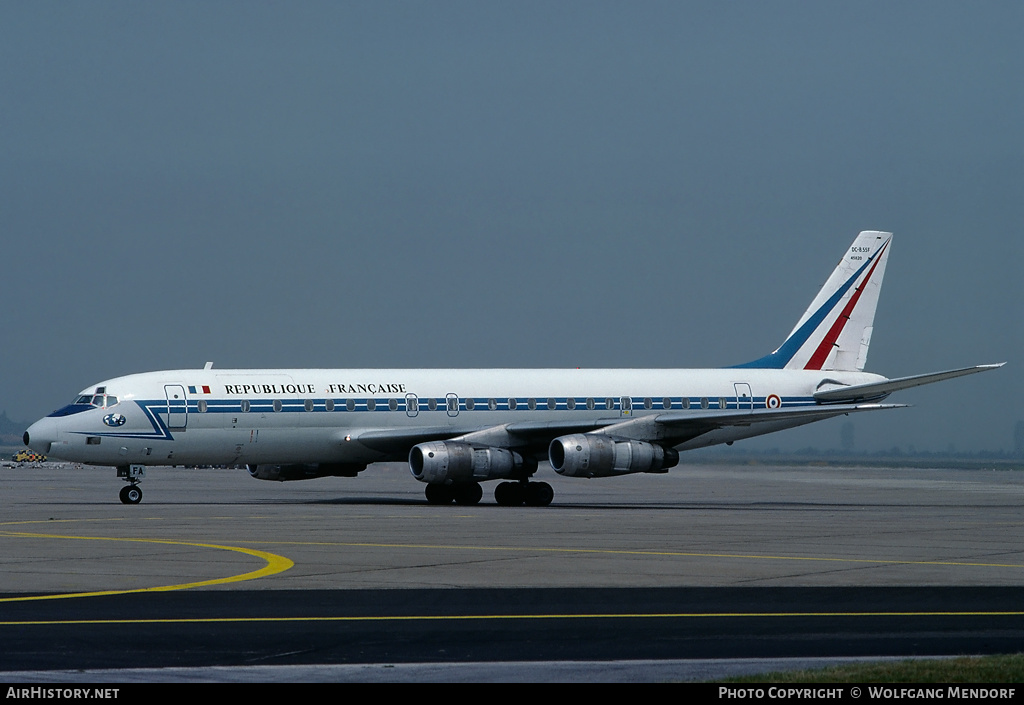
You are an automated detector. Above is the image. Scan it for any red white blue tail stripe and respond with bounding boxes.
[734,231,892,371]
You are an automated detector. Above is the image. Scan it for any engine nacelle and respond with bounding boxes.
[548,434,679,478]
[247,463,366,482]
[409,441,533,484]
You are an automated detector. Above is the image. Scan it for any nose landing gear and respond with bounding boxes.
[118,484,142,504]
[116,465,145,504]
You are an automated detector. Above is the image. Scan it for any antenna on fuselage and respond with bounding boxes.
[204,361,213,370]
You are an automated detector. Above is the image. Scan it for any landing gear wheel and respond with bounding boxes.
[524,481,554,507]
[119,485,142,505]
[452,482,483,505]
[494,481,526,506]
[424,483,454,505]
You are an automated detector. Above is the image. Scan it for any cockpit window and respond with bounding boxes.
[75,394,117,408]
[49,394,116,418]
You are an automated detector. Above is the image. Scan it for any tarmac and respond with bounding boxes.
[1,460,1022,680]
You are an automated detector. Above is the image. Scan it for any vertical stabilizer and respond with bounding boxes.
[734,231,892,371]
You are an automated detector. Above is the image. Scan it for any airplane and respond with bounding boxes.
[24,231,1002,506]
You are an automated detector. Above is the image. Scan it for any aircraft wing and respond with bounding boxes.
[812,363,1005,403]
[594,403,906,445]
[352,404,904,456]
[352,426,479,453]
[352,418,620,456]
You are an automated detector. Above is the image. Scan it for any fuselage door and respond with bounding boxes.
[734,383,753,412]
[164,384,188,430]
[620,396,632,417]
[405,393,419,417]
[446,393,460,417]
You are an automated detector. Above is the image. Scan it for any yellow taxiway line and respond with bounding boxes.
[3,610,1024,627]
[0,531,294,602]
[248,539,1024,570]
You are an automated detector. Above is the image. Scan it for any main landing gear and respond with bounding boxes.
[495,480,554,507]
[116,465,145,504]
[423,480,554,507]
[425,482,482,505]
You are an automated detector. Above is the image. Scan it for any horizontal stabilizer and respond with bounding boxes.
[813,363,1005,403]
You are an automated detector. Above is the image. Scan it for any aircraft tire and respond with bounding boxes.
[494,481,525,507]
[119,485,142,505]
[424,483,454,505]
[525,482,554,507]
[452,482,483,505]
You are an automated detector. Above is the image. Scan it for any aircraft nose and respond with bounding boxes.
[24,419,56,455]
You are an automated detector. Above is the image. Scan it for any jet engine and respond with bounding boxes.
[548,434,679,478]
[247,463,366,482]
[409,441,534,484]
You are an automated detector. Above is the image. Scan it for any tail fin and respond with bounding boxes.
[735,231,892,371]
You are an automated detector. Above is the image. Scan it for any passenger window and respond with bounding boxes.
[367,399,376,411]
[662,397,672,409]
[605,398,614,410]
[325,399,335,411]
[465,398,475,410]
[643,397,653,409]
[240,400,251,413]
[528,398,537,410]
[389,399,398,411]
[508,398,517,410]
[427,398,437,411]
[273,400,283,412]
[719,397,727,409]
[547,398,556,410]
[488,399,497,410]
[346,399,355,412]
[198,400,208,413]
[700,397,709,409]
[586,398,595,410]
[304,399,314,412]
[567,397,576,409]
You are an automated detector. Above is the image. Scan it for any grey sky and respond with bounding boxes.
[2,2,1020,452]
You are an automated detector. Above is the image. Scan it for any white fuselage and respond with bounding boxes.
[28,367,882,468]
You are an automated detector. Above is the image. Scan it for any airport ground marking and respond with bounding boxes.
[3,609,1024,627]
[0,531,294,602]
[0,517,155,527]
[245,540,1024,570]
